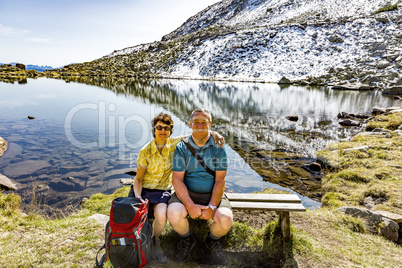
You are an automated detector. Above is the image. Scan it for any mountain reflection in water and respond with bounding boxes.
[0,77,399,213]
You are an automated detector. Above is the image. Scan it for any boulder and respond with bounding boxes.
[377,60,391,69]
[48,177,85,192]
[278,77,291,84]
[338,207,399,242]
[15,63,25,70]
[372,107,390,115]
[332,84,361,90]
[375,14,390,23]
[328,34,344,43]
[302,162,321,172]
[0,136,7,158]
[382,86,402,95]
[337,112,369,119]
[88,213,109,226]
[339,119,360,127]
[120,178,134,185]
[285,115,299,122]
[0,174,17,191]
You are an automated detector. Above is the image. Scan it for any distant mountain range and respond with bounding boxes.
[0,62,55,72]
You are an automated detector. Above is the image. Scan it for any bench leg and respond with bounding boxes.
[279,211,291,241]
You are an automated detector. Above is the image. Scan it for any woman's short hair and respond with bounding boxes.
[151,112,174,138]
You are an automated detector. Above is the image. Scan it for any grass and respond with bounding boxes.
[376,3,398,13]
[318,112,402,213]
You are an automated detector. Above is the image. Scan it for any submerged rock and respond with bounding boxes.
[3,160,51,177]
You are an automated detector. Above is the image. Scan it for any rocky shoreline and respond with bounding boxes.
[2,63,402,99]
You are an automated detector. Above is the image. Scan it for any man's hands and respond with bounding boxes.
[188,204,209,219]
[200,207,215,220]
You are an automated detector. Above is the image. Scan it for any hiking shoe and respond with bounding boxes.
[174,233,196,263]
[205,235,228,265]
[152,236,167,264]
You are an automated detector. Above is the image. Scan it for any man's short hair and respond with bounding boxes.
[189,108,212,122]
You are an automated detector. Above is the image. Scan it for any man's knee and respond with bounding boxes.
[214,208,233,229]
[167,203,187,223]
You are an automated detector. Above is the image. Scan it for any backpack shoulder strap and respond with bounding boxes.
[183,139,215,178]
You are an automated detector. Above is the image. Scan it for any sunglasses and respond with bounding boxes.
[154,125,172,131]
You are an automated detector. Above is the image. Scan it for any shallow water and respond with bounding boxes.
[0,78,399,212]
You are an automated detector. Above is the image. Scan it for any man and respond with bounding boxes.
[167,108,233,265]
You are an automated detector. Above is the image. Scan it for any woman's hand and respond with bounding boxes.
[211,131,225,147]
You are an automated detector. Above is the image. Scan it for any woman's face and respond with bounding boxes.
[154,121,172,141]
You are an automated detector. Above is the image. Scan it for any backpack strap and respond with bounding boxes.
[132,202,149,266]
[95,245,106,268]
[183,139,215,178]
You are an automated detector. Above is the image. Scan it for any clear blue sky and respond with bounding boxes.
[0,0,220,67]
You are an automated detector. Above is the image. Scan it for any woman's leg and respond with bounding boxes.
[153,203,168,238]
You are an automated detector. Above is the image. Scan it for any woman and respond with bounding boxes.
[128,112,224,263]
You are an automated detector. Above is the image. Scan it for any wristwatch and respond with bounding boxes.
[208,204,217,211]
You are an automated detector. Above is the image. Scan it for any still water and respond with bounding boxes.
[0,78,399,212]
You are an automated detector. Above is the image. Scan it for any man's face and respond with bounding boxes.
[190,112,211,139]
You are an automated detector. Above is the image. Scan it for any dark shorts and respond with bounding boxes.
[128,186,171,218]
[168,190,232,210]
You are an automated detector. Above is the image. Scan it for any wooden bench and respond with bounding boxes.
[226,193,306,240]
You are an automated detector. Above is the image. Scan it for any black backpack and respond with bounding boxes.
[96,197,152,268]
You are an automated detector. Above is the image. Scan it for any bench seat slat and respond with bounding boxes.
[226,193,301,203]
[230,201,306,212]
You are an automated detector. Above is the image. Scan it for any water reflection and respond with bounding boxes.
[0,77,399,213]
[75,77,398,199]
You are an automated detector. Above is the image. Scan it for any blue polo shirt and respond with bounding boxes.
[172,136,228,193]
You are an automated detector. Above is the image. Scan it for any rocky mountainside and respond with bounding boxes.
[62,0,401,87]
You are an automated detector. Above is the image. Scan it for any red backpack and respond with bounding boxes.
[96,197,152,268]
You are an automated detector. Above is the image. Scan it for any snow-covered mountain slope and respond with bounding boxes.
[79,0,401,86]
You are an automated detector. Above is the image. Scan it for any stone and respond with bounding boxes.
[48,177,85,192]
[328,34,344,43]
[396,78,402,86]
[0,136,7,158]
[88,213,109,226]
[285,115,299,122]
[374,211,402,224]
[0,174,17,191]
[278,77,291,84]
[339,119,360,127]
[302,162,321,172]
[332,84,361,90]
[383,86,402,95]
[363,196,375,209]
[338,207,399,242]
[377,60,391,69]
[15,63,25,70]
[343,146,370,153]
[120,178,134,185]
[372,107,387,115]
[3,160,51,177]
[375,14,390,23]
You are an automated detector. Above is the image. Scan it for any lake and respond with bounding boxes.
[0,77,399,213]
